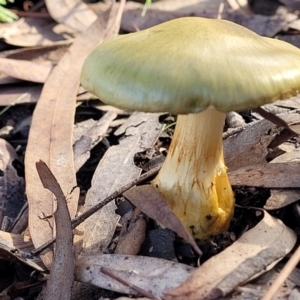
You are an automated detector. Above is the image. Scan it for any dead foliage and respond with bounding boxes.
[1,0,300,299]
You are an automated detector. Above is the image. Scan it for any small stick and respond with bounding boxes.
[31,165,161,256]
[10,10,50,18]
[100,266,160,300]
[261,245,300,300]
[222,126,245,139]
[27,0,45,12]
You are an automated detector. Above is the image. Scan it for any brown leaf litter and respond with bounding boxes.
[1,0,300,299]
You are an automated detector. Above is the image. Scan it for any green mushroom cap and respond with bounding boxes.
[81,17,300,115]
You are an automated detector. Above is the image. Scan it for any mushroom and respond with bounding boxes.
[80,17,300,239]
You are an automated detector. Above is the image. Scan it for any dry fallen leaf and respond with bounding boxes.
[73,111,117,172]
[0,73,21,85]
[92,0,289,37]
[280,0,300,10]
[265,150,300,210]
[75,254,195,297]
[229,162,300,188]
[273,95,300,109]
[264,189,300,210]
[0,139,25,232]
[123,185,201,256]
[36,161,74,300]
[81,112,163,256]
[0,17,66,47]
[224,111,300,171]
[115,209,146,255]
[150,0,222,13]
[45,0,97,33]
[271,149,300,163]
[0,58,52,83]
[0,230,44,272]
[2,41,71,64]
[262,245,300,300]
[25,4,124,268]
[237,10,289,37]
[93,0,225,32]
[165,210,296,300]
[0,85,42,106]
[73,118,98,142]
[227,263,300,300]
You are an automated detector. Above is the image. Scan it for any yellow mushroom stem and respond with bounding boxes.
[152,107,235,240]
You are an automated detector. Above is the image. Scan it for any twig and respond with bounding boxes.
[222,121,255,139]
[100,266,160,300]
[10,10,50,18]
[72,165,161,228]
[261,245,300,300]
[27,0,45,12]
[30,165,161,256]
[217,0,225,19]
[222,125,245,140]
